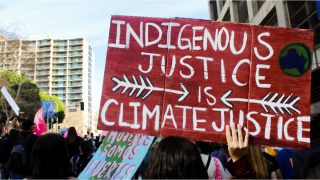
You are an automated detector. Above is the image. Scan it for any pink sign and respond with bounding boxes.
[3,126,5,134]
[34,107,47,135]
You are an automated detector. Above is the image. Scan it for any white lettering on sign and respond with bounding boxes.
[108,20,126,48]
[232,59,250,86]
[178,24,192,50]
[254,32,274,60]
[158,22,180,49]
[145,23,162,46]
[256,64,271,88]
[192,26,204,50]
[100,99,310,143]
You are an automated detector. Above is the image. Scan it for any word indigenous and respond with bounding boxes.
[98,15,314,149]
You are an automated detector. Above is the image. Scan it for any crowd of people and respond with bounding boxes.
[0,114,319,179]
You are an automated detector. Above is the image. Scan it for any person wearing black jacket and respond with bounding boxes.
[65,127,83,158]
[8,117,38,179]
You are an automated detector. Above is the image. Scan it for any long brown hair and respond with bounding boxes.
[246,146,269,179]
[65,127,77,145]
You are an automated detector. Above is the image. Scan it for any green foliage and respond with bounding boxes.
[0,70,41,124]
[39,93,65,124]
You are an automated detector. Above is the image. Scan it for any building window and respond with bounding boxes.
[222,8,231,22]
[287,1,317,28]
[211,1,219,21]
[257,0,266,11]
[237,1,249,23]
[260,7,278,27]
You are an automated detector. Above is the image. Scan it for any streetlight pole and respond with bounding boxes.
[55,101,59,133]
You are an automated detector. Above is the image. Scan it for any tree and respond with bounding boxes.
[39,93,65,124]
[0,70,41,128]
[0,21,36,127]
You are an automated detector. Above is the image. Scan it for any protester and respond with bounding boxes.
[277,148,294,179]
[0,123,20,179]
[70,140,93,176]
[144,136,209,179]
[246,146,276,179]
[8,117,38,179]
[301,150,320,179]
[211,143,228,168]
[66,127,84,158]
[264,146,277,157]
[94,136,100,150]
[262,147,283,179]
[292,121,320,178]
[195,141,227,179]
[225,123,256,179]
[29,133,76,179]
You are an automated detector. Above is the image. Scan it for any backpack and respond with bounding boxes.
[0,134,12,163]
[9,133,32,171]
[72,154,92,174]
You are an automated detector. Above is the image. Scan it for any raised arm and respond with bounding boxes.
[8,116,18,135]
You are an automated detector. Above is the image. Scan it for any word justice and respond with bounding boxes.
[108,20,274,61]
[101,99,310,143]
[138,53,270,88]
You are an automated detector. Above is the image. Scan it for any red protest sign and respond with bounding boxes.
[98,15,313,149]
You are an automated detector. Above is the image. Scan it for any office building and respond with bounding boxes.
[208,0,320,69]
[0,34,94,134]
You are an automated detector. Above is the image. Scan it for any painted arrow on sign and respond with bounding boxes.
[220,90,300,115]
[111,74,189,102]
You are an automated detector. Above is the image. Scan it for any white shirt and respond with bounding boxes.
[200,154,228,179]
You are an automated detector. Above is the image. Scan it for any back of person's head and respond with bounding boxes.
[246,146,269,179]
[195,141,212,154]
[145,136,208,179]
[30,133,70,179]
[80,140,90,157]
[21,119,35,131]
[66,127,77,144]
[302,150,320,178]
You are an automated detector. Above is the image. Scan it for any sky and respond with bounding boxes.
[0,0,209,113]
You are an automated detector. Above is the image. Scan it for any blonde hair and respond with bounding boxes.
[246,146,269,179]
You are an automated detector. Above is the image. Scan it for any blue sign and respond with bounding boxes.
[41,101,55,118]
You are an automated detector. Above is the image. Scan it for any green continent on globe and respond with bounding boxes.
[278,43,312,78]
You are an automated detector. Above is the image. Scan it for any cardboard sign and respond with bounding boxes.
[78,131,154,179]
[1,86,20,116]
[34,107,47,135]
[98,15,314,149]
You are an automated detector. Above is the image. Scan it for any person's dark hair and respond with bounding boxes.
[195,141,212,154]
[30,133,70,179]
[144,136,208,179]
[80,140,90,157]
[302,150,320,178]
[212,142,221,151]
[66,127,77,144]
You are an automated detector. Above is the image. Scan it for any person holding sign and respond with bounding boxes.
[8,116,38,179]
